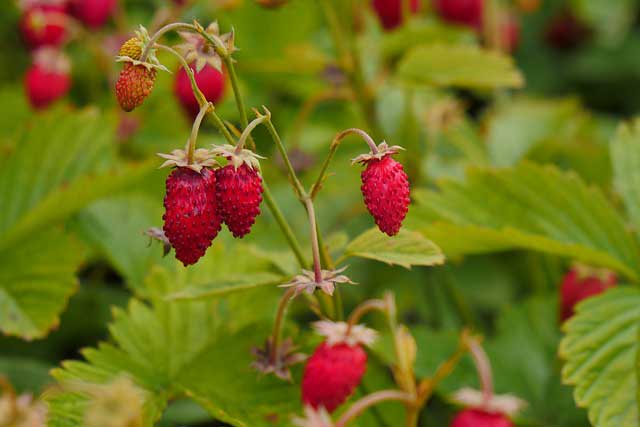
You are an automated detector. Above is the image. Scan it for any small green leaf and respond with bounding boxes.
[560,287,640,427]
[344,227,445,269]
[611,119,640,233]
[397,44,524,90]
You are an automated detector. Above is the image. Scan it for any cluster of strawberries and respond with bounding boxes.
[19,0,117,109]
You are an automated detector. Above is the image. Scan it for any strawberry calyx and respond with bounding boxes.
[450,388,527,418]
[158,139,218,172]
[210,143,265,170]
[33,46,70,74]
[280,266,356,296]
[313,320,377,348]
[251,337,306,381]
[293,406,334,427]
[115,26,169,72]
[351,141,405,165]
[176,22,236,73]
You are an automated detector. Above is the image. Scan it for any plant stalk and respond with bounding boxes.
[336,390,413,427]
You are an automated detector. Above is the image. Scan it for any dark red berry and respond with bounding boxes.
[25,62,70,109]
[360,155,410,236]
[371,0,420,30]
[174,63,225,119]
[163,167,222,266]
[545,9,591,50]
[560,266,616,321]
[69,0,117,29]
[451,409,513,427]
[433,0,483,30]
[215,164,263,238]
[20,4,68,49]
[301,342,367,413]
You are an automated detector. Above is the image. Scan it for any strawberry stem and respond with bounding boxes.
[141,22,195,62]
[346,299,388,334]
[269,286,297,365]
[235,114,269,155]
[310,128,379,200]
[336,390,414,427]
[466,334,494,406]
[187,103,211,164]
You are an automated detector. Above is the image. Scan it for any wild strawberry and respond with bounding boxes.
[115,63,156,112]
[371,0,420,30]
[545,9,590,50]
[162,167,222,266]
[210,145,264,238]
[433,0,483,30]
[174,63,225,119]
[353,143,409,236]
[451,409,513,427]
[69,0,117,29]
[118,37,142,60]
[560,265,616,321]
[20,3,68,49]
[25,47,71,109]
[301,321,376,413]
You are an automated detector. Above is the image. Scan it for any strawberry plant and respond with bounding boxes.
[3,1,640,427]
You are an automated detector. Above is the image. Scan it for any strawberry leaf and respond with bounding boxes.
[343,227,445,269]
[611,119,640,234]
[560,287,640,427]
[397,44,524,90]
[408,162,640,279]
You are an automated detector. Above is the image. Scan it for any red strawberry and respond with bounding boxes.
[174,63,225,119]
[215,164,263,238]
[545,9,591,50]
[371,0,420,30]
[25,47,71,109]
[359,154,409,236]
[433,0,484,30]
[451,409,513,427]
[301,341,367,413]
[115,63,156,112]
[501,13,520,52]
[162,167,222,266]
[560,266,616,321]
[20,4,68,49]
[69,0,117,29]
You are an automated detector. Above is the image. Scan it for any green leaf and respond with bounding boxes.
[72,194,164,290]
[397,44,524,90]
[560,287,640,427]
[408,163,640,279]
[343,227,445,269]
[167,272,284,301]
[48,252,298,427]
[0,108,156,338]
[0,229,83,339]
[611,119,640,232]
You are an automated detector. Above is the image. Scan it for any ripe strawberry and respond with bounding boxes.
[174,63,225,119]
[371,0,420,30]
[354,143,409,236]
[115,63,156,112]
[69,0,117,29]
[560,265,616,321]
[451,409,513,427]
[162,167,222,266]
[215,164,263,238]
[25,47,71,109]
[545,9,590,50]
[433,0,483,30]
[20,4,68,49]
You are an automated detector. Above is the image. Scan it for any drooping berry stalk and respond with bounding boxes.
[186,102,211,163]
[466,335,493,405]
[335,390,413,427]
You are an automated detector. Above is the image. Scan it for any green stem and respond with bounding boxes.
[318,0,383,139]
[156,44,207,106]
[336,390,413,427]
[304,197,323,283]
[186,103,211,163]
[141,22,195,62]
[311,128,379,199]
[235,115,269,154]
[269,287,297,364]
[262,183,307,268]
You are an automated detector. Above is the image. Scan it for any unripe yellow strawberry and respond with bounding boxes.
[118,37,142,60]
